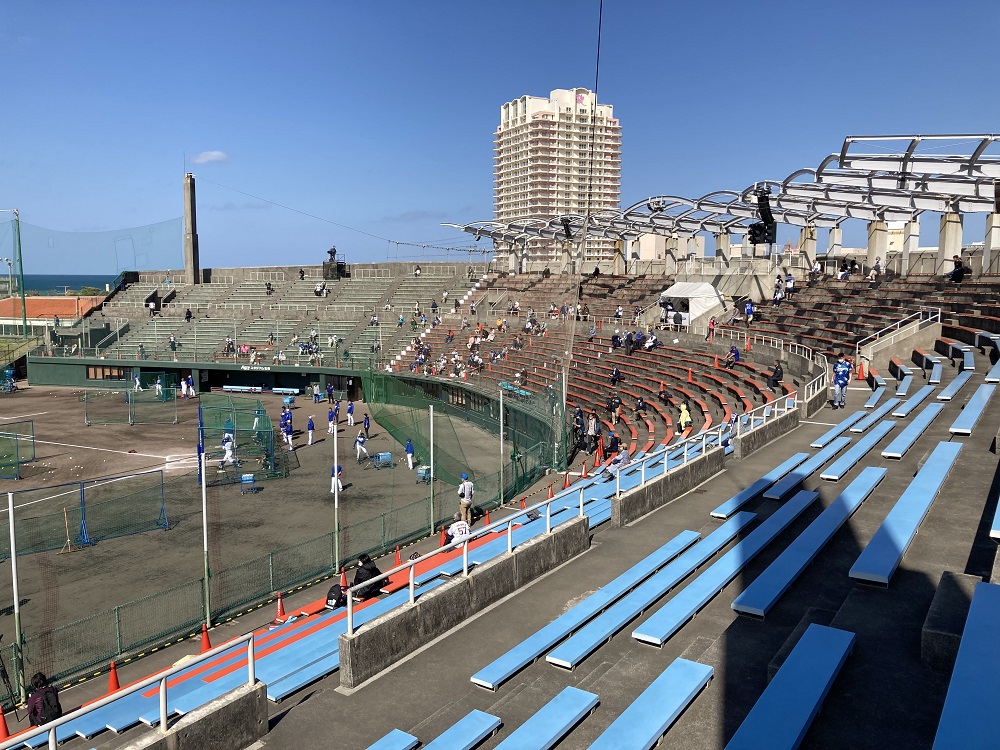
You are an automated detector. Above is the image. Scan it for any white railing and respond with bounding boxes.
[854,306,941,365]
[0,633,255,750]
[344,492,587,635]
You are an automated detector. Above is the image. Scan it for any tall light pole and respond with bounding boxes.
[1,210,28,339]
[0,258,12,299]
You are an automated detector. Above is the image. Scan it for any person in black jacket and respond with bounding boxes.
[767,359,784,393]
[352,553,383,601]
[27,672,62,726]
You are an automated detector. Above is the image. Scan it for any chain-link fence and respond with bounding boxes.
[81,386,178,425]
[198,393,287,486]
[1,470,170,558]
[0,420,34,480]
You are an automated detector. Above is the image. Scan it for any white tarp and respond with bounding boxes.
[659,282,726,324]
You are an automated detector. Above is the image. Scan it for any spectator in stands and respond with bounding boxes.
[445,513,471,545]
[604,446,631,479]
[678,403,693,431]
[724,345,740,369]
[397,314,404,328]
[586,412,599,453]
[413,265,421,277]
[611,330,622,348]
[634,396,647,419]
[673,311,683,330]
[809,260,822,283]
[946,254,967,283]
[609,366,622,386]
[831,352,853,409]
[592,265,600,278]
[184,308,193,322]
[624,330,635,356]
[607,431,621,455]
[849,260,859,276]
[766,360,783,393]
[706,316,716,342]
[838,260,850,279]
[581,303,590,321]
[457,473,475,523]
[352,553,383,601]
[644,333,659,350]
[614,305,623,320]
[658,383,671,403]
[470,300,477,316]
[744,299,755,327]
[265,282,273,296]
[299,269,305,280]
[27,672,61,727]
[588,324,597,342]
[785,273,795,299]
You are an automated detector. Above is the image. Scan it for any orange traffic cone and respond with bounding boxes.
[746,338,753,353]
[714,355,719,368]
[856,360,866,381]
[597,437,605,460]
[439,527,448,547]
[520,496,526,510]
[394,546,401,567]
[274,592,285,621]
[340,567,347,588]
[581,461,588,479]
[108,661,121,694]
[547,483,554,499]
[484,509,491,525]
[563,471,571,489]
[200,624,212,654]
[0,709,9,741]
[687,369,693,383]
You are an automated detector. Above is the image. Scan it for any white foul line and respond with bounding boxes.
[33,440,170,460]
[0,412,49,421]
[801,420,838,427]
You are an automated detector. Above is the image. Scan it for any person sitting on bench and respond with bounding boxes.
[724,346,740,369]
[351,553,383,601]
[603,446,632,479]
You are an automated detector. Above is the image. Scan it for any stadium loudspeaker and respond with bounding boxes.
[764,223,777,244]
[757,192,775,224]
[108,661,121,694]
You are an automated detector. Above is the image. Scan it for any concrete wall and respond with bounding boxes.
[612,447,725,527]
[338,515,590,689]
[118,681,267,750]
[805,386,830,416]
[734,408,799,460]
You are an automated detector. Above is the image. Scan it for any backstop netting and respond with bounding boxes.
[81,386,178,425]
[198,393,285,486]
[0,420,34,480]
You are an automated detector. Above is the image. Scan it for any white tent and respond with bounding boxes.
[659,282,726,325]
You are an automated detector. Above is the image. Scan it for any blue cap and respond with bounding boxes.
[461,473,468,480]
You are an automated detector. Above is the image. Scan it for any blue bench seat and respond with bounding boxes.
[367,729,419,750]
[984,336,1000,383]
[631,490,820,647]
[850,442,963,585]
[937,371,972,401]
[850,398,901,433]
[424,709,501,750]
[588,658,713,750]
[711,453,809,518]
[896,374,913,397]
[932,582,1000,749]
[881,403,944,459]
[820,422,895,481]
[494,686,598,750]
[733,468,886,616]
[763,439,850,500]
[949,384,996,436]
[891,385,936,417]
[810,412,865,448]
[961,349,975,372]
[864,387,886,409]
[470,530,700,690]
[724,624,855,749]
[545,513,755,670]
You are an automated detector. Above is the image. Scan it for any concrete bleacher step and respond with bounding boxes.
[710,452,809,519]
[937,371,973,401]
[423,709,501,750]
[881,403,945,459]
[931,582,1000,750]
[820,421,895,481]
[732,468,886,617]
[588,658,713,750]
[367,729,419,750]
[631,490,820,647]
[948,384,996,436]
[493,686,599,750]
[763,439,850,500]
[850,398,901,433]
[810,412,865,448]
[891,385,936,418]
[850,442,963,586]
[545,513,754,670]
[766,607,837,681]
[724,624,855,750]
[470,529,700,691]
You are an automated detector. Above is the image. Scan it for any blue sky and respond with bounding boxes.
[2,0,998,273]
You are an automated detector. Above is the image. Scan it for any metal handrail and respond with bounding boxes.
[0,632,255,749]
[854,306,941,364]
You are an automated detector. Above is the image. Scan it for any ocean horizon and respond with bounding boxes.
[14,273,118,295]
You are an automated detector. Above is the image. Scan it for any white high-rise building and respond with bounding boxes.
[494,88,622,268]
